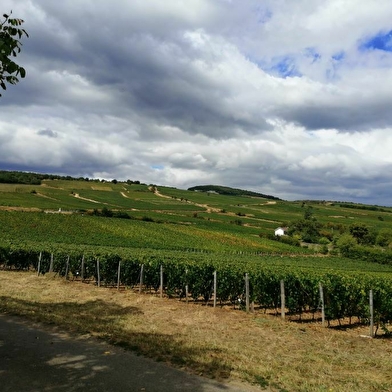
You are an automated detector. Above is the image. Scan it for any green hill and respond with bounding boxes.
[1,169,392,265]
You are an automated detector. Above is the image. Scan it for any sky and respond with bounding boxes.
[2,1,392,206]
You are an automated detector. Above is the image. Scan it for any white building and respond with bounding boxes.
[274,227,287,236]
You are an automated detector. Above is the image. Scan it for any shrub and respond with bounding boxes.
[279,235,301,247]
[376,228,392,247]
[101,207,113,217]
[336,234,357,256]
[319,237,330,245]
[320,244,329,254]
[113,211,131,219]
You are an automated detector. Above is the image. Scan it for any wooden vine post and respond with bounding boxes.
[160,264,163,298]
[139,264,144,294]
[369,289,374,338]
[213,270,217,308]
[37,252,42,276]
[319,282,325,327]
[185,268,189,304]
[245,273,250,313]
[49,253,54,273]
[280,280,285,320]
[65,255,70,280]
[96,259,101,287]
[117,260,121,291]
[81,255,85,280]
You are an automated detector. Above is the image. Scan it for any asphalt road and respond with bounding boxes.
[0,314,261,392]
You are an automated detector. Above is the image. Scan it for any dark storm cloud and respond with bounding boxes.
[5,2,271,139]
[270,160,392,206]
[281,98,392,131]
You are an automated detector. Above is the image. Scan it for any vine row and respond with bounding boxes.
[1,242,391,333]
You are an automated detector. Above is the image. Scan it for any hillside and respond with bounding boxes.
[1,170,392,265]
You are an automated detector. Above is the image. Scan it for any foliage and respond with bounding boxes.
[0,12,28,96]
[90,207,131,219]
[341,245,392,266]
[349,223,375,245]
[187,185,280,200]
[320,244,329,254]
[336,233,357,256]
[0,170,92,185]
[262,232,301,247]
[303,205,314,220]
[339,202,389,213]
[375,228,392,247]
[287,206,321,243]
[0,170,43,185]
[318,237,330,245]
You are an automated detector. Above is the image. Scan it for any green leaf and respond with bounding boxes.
[6,61,18,74]
[0,11,28,96]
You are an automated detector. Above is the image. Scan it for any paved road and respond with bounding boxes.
[0,314,261,392]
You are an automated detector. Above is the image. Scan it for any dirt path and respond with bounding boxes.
[151,187,221,213]
[0,206,42,212]
[73,193,101,204]
[0,314,262,392]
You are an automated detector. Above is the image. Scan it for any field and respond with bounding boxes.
[0,180,311,253]
[1,178,392,390]
[2,180,392,248]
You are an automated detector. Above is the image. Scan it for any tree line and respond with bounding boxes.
[188,185,281,200]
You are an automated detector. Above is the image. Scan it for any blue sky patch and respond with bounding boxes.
[360,30,392,52]
[332,51,345,62]
[326,51,346,81]
[271,56,301,78]
[151,164,164,170]
[305,47,321,63]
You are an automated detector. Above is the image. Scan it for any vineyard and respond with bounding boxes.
[1,177,392,336]
[1,242,392,335]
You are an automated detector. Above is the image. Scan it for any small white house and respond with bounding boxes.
[274,227,286,236]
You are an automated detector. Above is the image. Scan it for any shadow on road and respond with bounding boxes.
[0,297,254,392]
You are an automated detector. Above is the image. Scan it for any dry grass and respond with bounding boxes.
[1,271,392,392]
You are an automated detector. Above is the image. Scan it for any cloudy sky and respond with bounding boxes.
[2,1,392,205]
